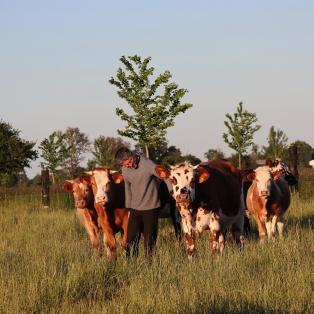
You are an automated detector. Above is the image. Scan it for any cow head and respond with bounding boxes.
[270,159,298,185]
[85,167,123,205]
[156,161,209,206]
[252,166,273,198]
[63,176,93,209]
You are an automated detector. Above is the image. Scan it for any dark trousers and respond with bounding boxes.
[126,208,159,258]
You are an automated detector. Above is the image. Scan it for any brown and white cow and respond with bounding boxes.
[63,176,100,251]
[240,159,297,235]
[85,167,128,259]
[246,166,291,241]
[156,160,245,259]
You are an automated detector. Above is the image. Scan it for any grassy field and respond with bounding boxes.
[0,181,313,313]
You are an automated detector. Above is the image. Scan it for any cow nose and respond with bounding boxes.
[96,195,107,204]
[75,200,85,208]
[180,187,188,194]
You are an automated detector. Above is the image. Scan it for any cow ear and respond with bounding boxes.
[247,172,256,181]
[272,171,281,181]
[265,159,273,167]
[112,173,124,184]
[196,166,210,183]
[155,165,170,179]
[63,181,73,192]
[80,176,91,185]
[85,170,93,176]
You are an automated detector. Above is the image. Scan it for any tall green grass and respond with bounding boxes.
[0,190,313,313]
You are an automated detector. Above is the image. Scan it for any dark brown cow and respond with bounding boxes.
[85,167,128,259]
[246,166,291,241]
[156,160,245,259]
[63,176,100,251]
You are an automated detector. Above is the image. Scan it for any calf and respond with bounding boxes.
[246,166,291,241]
[86,167,128,259]
[156,160,245,259]
[63,176,100,251]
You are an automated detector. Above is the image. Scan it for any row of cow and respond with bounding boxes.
[63,159,295,260]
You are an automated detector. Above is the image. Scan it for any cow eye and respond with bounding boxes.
[171,177,177,185]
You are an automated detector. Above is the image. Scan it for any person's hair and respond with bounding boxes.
[115,147,134,163]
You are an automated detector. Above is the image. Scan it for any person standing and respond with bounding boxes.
[115,147,161,258]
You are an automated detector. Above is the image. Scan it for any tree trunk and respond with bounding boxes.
[145,144,149,158]
[51,171,56,185]
[41,169,50,208]
[238,153,242,169]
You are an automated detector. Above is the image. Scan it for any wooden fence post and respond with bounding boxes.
[41,169,50,208]
[289,145,299,191]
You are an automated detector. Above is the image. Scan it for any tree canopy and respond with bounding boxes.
[0,120,37,176]
[263,126,288,160]
[88,136,130,169]
[223,102,261,169]
[290,140,313,165]
[60,127,90,178]
[204,148,225,161]
[39,131,70,184]
[109,55,193,157]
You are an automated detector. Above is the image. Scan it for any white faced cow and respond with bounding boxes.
[86,167,128,259]
[157,160,245,259]
[63,176,100,251]
[246,166,291,241]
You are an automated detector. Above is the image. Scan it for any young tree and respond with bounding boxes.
[39,131,69,184]
[61,127,90,178]
[223,102,261,169]
[89,136,130,169]
[135,137,169,163]
[160,145,184,166]
[183,154,201,165]
[263,126,288,160]
[0,120,37,177]
[288,140,312,165]
[109,55,193,158]
[204,148,225,161]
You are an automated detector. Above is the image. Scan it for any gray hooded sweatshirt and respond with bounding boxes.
[122,155,161,211]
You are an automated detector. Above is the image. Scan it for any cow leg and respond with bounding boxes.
[266,216,277,241]
[271,215,278,239]
[94,204,117,259]
[277,216,285,238]
[231,212,245,249]
[170,202,182,240]
[103,231,117,259]
[209,212,221,255]
[82,209,100,251]
[179,206,195,260]
[120,214,129,251]
[195,207,210,237]
[76,209,100,251]
[255,216,267,242]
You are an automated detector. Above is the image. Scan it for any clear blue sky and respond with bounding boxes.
[1,0,313,177]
